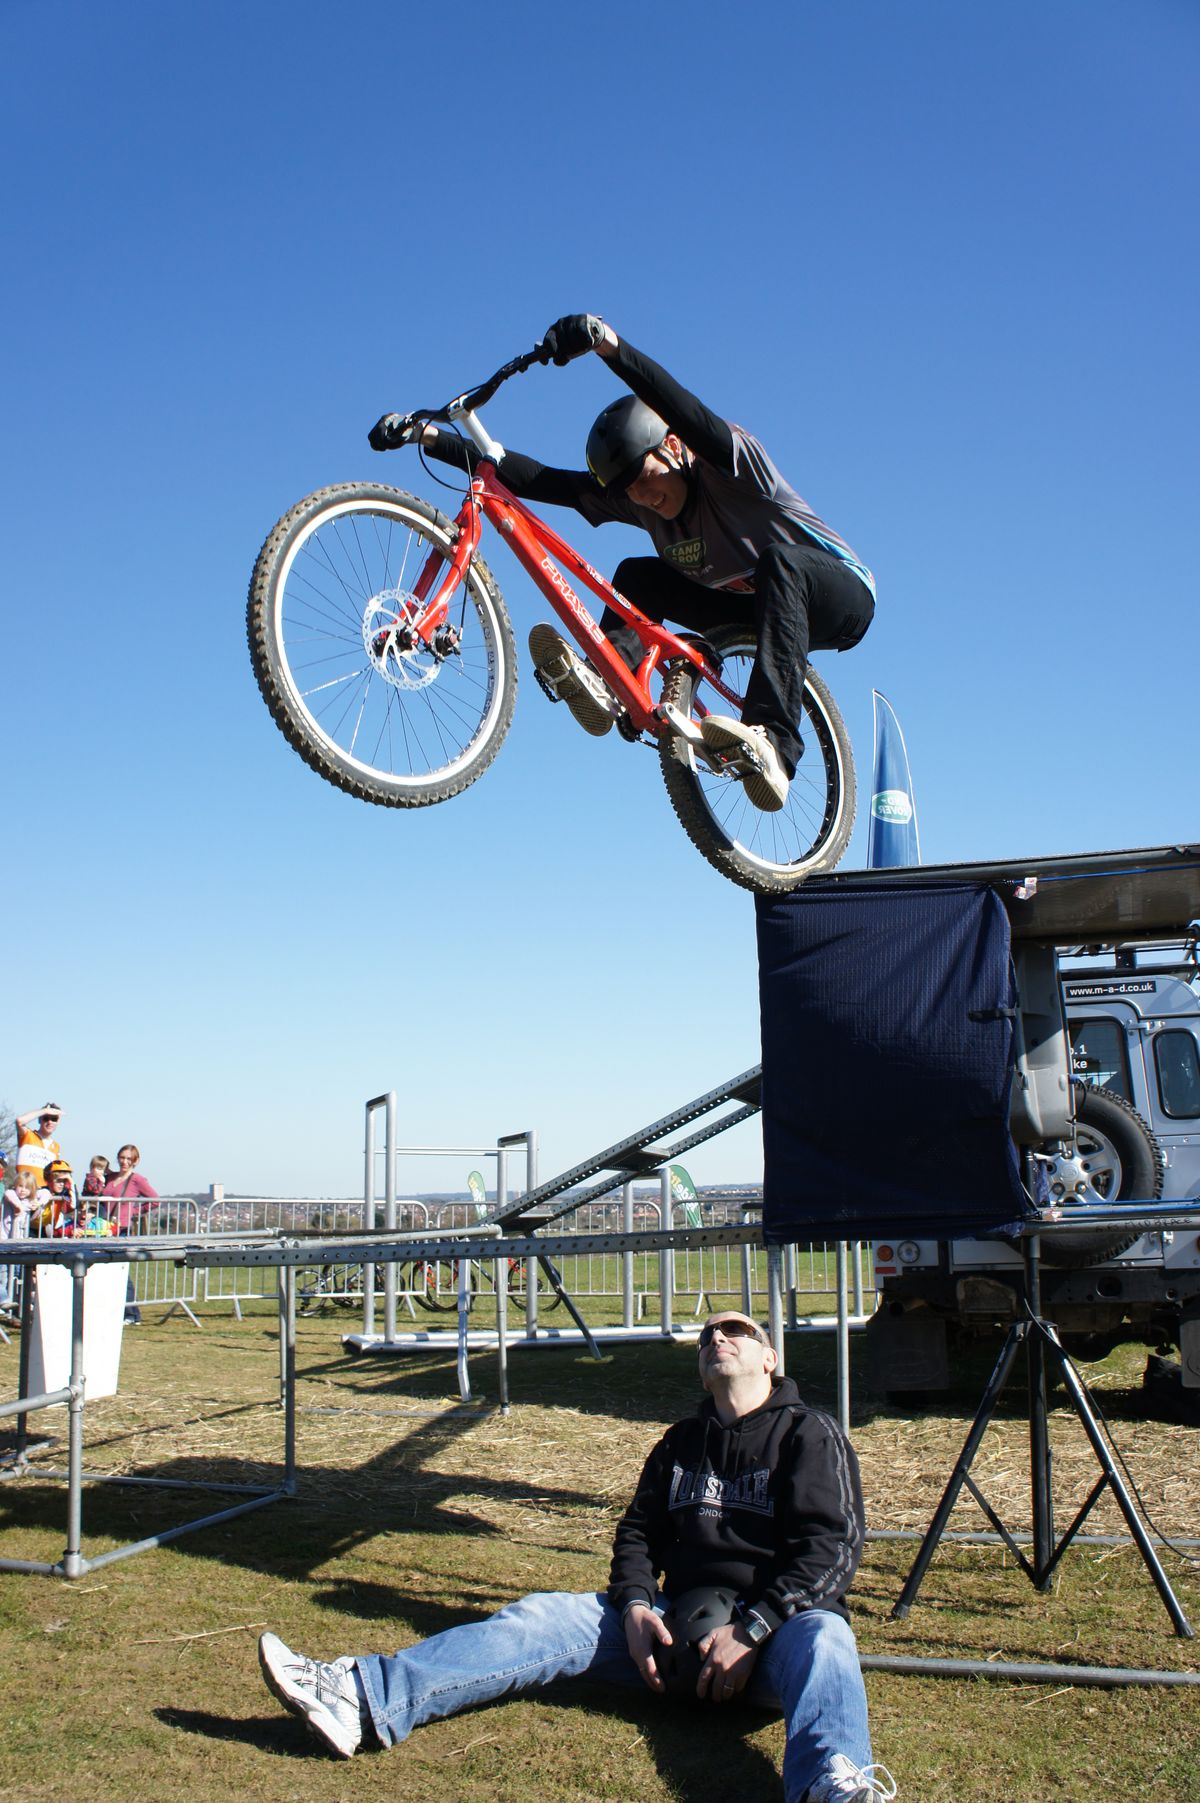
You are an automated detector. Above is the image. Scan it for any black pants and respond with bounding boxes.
[599,543,874,776]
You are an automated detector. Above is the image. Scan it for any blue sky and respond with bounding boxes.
[4,0,1196,1198]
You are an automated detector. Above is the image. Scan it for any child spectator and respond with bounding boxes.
[1,1166,39,1317]
[73,1194,115,1239]
[35,1160,78,1236]
[81,1155,110,1198]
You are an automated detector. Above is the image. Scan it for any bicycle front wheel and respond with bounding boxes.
[659,626,856,893]
[248,484,517,806]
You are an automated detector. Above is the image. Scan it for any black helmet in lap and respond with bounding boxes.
[586,395,670,491]
[658,1585,739,1700]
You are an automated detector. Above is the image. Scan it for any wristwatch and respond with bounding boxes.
[741,1610,772,1647]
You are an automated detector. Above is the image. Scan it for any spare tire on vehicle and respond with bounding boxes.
[1038,1082,1164,1268]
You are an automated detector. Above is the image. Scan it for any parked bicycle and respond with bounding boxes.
[297,1262,365,1317]
[400,1255,563,1316]
[247,346,856,893]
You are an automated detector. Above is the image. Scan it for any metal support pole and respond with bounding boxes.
[622,1182,635,1329]
[1025,1232,1055,1584]
[494,1255,510,1415]
[277,1268,287,1399]
[740,1214,754,1315]
[362,1101,376,1338]
[456,1256,472,1403]
[851,1241,864,1315]
[15,1265,35,1464]
[767,1245,785,1376]
[62,1259,87,1579]
[785,1243,798,1332]
[836,1241,851,1433]
[282,1264,296,1493]
[659,1175,673,1336]
[382,1090,397,1344]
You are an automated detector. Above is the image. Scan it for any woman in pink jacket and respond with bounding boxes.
[102,1144,159,1324]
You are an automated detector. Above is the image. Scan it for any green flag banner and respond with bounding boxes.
[667,1163,702,1228]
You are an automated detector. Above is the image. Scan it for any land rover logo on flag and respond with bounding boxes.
[867,694,920,869]
[871,788,913,824]
[467,1170,488,1219]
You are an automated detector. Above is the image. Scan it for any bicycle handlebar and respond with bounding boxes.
[457,344,549,414]
[379,343,552,443]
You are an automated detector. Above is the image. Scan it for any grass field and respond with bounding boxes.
[0,1302,1197,1802]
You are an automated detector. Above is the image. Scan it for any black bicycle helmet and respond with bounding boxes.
[585,395,670,491]
[658,1585,739,1700]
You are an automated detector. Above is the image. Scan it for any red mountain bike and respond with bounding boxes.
[247,347,856,892]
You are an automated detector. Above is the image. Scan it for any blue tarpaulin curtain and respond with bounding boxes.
[756,882,1031,1243]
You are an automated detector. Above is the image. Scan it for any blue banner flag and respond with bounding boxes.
[867,691,921,868]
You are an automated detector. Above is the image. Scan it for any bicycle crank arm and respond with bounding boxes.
[658,703,734,775]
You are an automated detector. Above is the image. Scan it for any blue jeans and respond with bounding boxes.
[356,1591,870,1801]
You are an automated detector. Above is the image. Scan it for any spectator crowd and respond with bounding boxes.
[1,1103,158,1324]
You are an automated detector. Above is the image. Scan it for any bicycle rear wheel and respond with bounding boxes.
[658,626,856,892]
[403,1258,475,1313]
[248,483,516,806]
[506,1259,564,1315]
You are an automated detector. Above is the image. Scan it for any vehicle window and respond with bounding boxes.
[1069,1018,1132,1101]
[1153,1030,1200,1119]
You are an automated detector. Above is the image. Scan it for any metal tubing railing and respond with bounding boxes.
[836,1241,851,1431]
[0,1246,292,1579]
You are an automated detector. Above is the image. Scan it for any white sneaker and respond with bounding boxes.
[528,623,619,737]
[258,1631,366,1758]
[699,715,790,811]
[805,1754,897,1801]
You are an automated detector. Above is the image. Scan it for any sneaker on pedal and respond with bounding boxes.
[528,623,618,738]
[805,1754,897,1802]
[699,715,790,812]
[259,1631,367,1758]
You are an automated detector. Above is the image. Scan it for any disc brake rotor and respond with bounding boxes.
[362,591,442,691]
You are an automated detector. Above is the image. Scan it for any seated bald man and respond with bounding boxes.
[258,1310,893,1803]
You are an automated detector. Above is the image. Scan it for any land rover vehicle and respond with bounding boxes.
[869,937,1200,1388]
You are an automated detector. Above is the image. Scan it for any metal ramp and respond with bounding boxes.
[491,1066,764,1230]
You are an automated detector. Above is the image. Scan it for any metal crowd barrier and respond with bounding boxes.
[5,1195,872,1326]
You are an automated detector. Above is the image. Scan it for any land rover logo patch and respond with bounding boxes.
[871,789,913,824]
[662,538,705,570]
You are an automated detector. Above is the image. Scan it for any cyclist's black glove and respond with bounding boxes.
[539,314,605,366]
[369,411,421,452]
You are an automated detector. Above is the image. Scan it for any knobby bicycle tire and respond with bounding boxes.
[658,626,856,892]
[248,483,517,806]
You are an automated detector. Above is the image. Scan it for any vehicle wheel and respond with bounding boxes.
[658,627,856,892]
[1038,1084,1164,1268]
[248,484,517,806]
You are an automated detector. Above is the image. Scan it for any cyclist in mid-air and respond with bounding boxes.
[370,315,875,814]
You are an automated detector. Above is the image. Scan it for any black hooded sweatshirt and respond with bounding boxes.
[607,1376,864,1633]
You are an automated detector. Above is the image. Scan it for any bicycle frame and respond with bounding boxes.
[406,459,746,741]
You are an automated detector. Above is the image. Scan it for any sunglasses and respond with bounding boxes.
[698,1318,765,1349]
